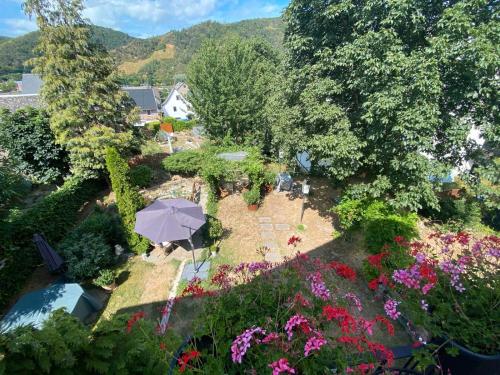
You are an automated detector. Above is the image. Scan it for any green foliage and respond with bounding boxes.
[69,208,125,248]
[0,310,171,374]
[0,26,136,82]
[205,216,223,243]
[0,80,16,92]
[273,0,499,211]
[105,148,149,253]
[140,140,164,156]
[59,233,114,280]
[93,268,116,287]
[0,177,103,310]
[243,187,261,206]
[162,117,196,132]
[145,121,161,133]
[162,150,204,175]
[129,165,153,188]
[421,196,482,231]
[0,161,31,210]
[0,107,68,183]
[205,190,218,217]
[24,0,136,178]
[113,18,285,85]
[332,199,367,231]
[188,36,279,148]
[363,201,418,253]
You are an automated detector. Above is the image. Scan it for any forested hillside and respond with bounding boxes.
[0,18,284,85]
[0,26,137,81]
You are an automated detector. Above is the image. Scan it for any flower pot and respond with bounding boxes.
[247,204,258,211]
[436,339,500,375]
[101,282,117,293]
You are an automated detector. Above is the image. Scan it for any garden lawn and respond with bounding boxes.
[97,256,179,324]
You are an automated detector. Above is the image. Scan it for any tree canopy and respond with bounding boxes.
[0,107,68,183]
[24,0,136,178]
[271,0,499,211]
[188,36,280,149]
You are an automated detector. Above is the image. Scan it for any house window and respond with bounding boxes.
[173,106,177,112]
[176,95,180,100]
[147,110,151,115]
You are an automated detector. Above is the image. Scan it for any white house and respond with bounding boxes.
[161,82,194,120]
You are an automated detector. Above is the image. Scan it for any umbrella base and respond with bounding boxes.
[181,261,211,281]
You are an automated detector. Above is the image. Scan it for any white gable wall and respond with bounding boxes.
[162,89,194,119]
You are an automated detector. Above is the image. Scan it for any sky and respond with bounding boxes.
[0,0,289,38]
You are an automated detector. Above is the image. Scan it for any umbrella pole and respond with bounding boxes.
[188,237,197,271]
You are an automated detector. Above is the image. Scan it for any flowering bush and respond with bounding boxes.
[391,233,500,355]
[176,252,399,374]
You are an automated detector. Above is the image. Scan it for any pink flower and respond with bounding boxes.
[384,298,401,320]
[231,326,266,364]
[262,332,280,344]
[345,292,363,312]
[307,272,331,301]
[268,358,296,374]
[304,334,326,356]
[285,314,310,341]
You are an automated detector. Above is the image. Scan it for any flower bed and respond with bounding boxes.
[168,253,408,374]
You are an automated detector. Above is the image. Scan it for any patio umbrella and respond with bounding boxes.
[134,199,206,268]
[33,234,64,273]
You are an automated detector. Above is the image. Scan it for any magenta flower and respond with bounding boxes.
[345,292,363,312]
[307,272,330,301]
[231,326,266,364]
[268,358,296,375]
[384,299,401,320]
[285,314,310,341]
[262,332,279,344]
[304,334,327,356]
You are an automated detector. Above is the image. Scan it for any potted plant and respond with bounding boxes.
[209,244,218,257]
[93,269,117,292]
[243,188,261,211]
[390,233,500,375]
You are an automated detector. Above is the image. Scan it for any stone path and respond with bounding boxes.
[258,216,292,263]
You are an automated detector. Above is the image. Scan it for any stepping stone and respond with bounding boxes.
[259,223,274,231]
[260,231,276,240]
[265,252,281,263]
[258,217,272,223]
[275,223,291,231]
[181,260,211,281]
[263,241,278,250]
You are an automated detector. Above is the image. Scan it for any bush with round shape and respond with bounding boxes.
[129,165,153,188]
[243,188,261,206]
[59,233,114,280]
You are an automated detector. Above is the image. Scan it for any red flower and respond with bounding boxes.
[160,342,166,350]
[322,305,356,334]
[329,261,357,281]
[288,235,302,246]
[126,311,145,333]
[373,315,395,336]
[394,236,406,245]
[368,273,391,290]
[367,252,389,271]
[293,292,312,308]
[178,350,200,373]
[182,277,212,297]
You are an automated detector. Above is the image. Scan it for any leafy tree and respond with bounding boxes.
[188,37,279,148]
[105,147,149,253]
[272,0,499,211]
[0,107,68,183]
[0,160,30,211]
[23,0,137,178]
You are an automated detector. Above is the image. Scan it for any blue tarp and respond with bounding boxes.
[0,283,101,332]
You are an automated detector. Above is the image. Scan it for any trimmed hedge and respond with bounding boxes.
[0,177,104,309]
[105,148,149,254]
[129,165,153,188]
[162,150,204,176]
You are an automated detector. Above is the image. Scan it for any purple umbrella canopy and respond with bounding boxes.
[33,234,64,273]
[134,199,206,244]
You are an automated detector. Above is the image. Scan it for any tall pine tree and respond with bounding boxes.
[24,0,137,178]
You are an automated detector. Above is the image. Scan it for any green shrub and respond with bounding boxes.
[243,188,261,205]
[72,208,125,248]
[145,120,161,133]
[206,216,223,243]
[129,165,153,188]
[206,189,218,217]
[363,201,418,253]
[162,150,204,175]
[421,196,482,231]
[93,269,116,287]
[0,177,104,310]
[59,233,114,280]
[140,140,163,156]
[332,198,367,231]
[105,148,150,254]
[162,116,197,132]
